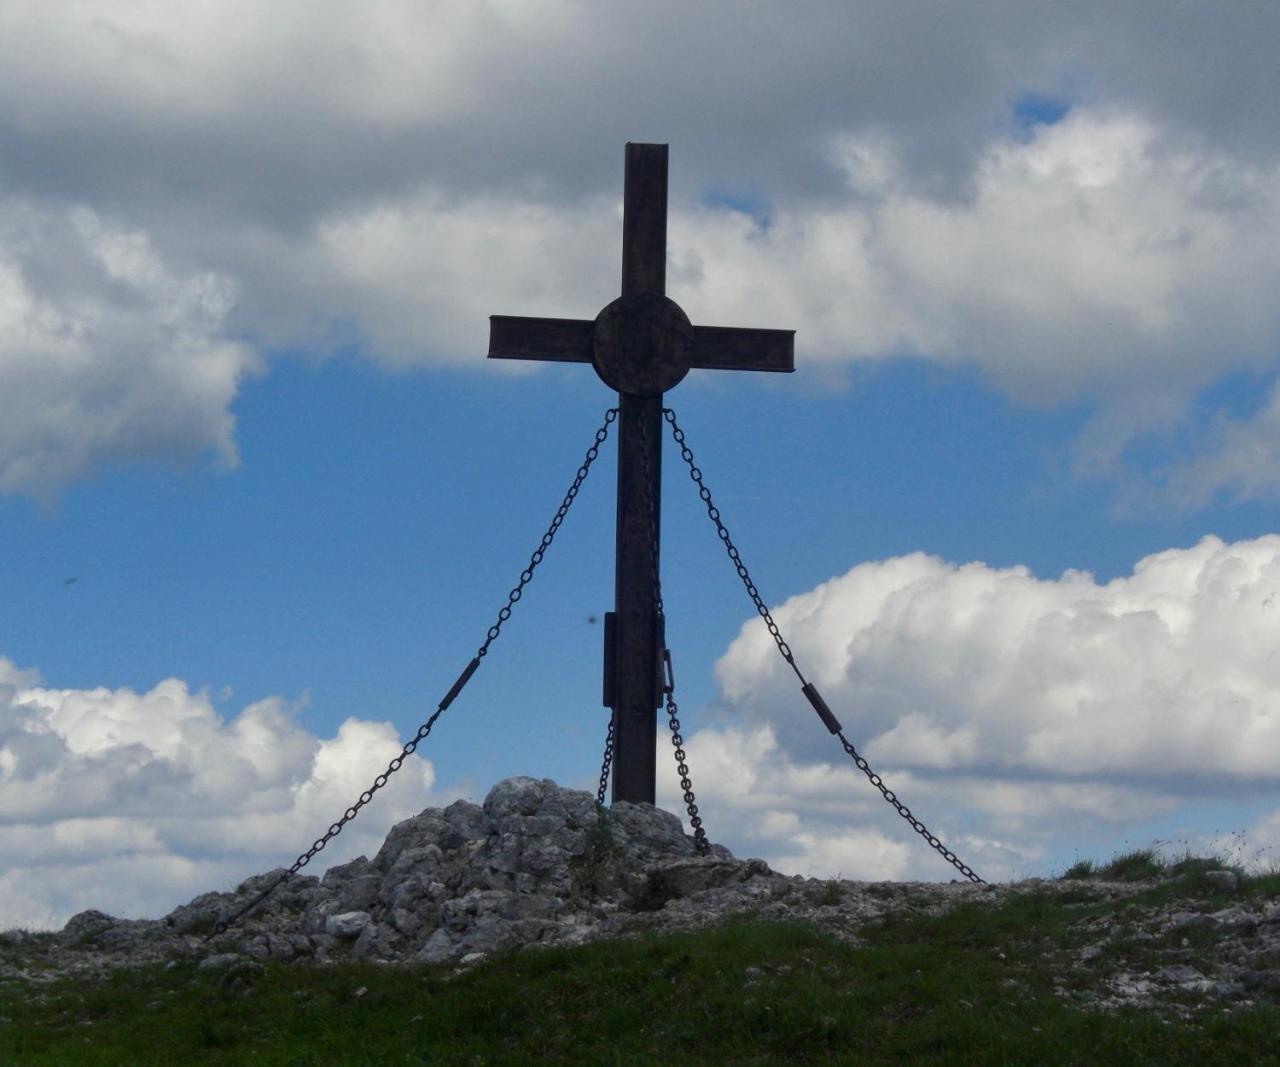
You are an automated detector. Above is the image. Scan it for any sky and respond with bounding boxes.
[4,1,1280,929]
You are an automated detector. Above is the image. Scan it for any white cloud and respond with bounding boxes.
[241,109,1280,412]
[305,191,621,365]
[0,662,445,930]
[0,6,1277,500]
[0,199,259,499]
[673,112,1280,410]
[774,829,914,883]
[715,534,1280,783]
[656,722,1037,883]
[652,536,1280,881]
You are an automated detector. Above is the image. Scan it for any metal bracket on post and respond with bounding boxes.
[654,617,666,708]
[602,611,618,708]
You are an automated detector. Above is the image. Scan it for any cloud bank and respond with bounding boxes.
[1,3,1279,501]
[0,201,258,498]
[0,659,444,930]
[659,534,1280,881]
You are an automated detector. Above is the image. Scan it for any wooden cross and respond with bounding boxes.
[487,143,794,805]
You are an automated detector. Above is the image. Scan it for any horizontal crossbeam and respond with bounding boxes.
[488,316,595,364]
[690,325,794,373]
[489,316,795,374]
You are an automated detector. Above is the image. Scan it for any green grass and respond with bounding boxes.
[1095,847,1166,882]
[1062,842,1280,899]
[2,865,1278,1066]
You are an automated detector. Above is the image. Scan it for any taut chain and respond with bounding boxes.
[208,408,620,939]
[637,412,710,855]
[663,407,984,884]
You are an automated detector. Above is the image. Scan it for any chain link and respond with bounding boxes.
[663,408,983,884]
[636,411,710,855]
[837,734,982,882]
[662,410,804,687]
[477,409,620,660]
[595,716,615,808]
[660,649,708,851]
[209,408,620,939]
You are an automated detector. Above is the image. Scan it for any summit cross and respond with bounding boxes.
[487,143,794,805]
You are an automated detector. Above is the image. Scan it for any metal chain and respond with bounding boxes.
[835,733,982,882]
[660,648,708,852]
[663,407,983,884]
[636,411,710,855]
[595,716,615,808]
[476,409,620,661]
[209,408,620,939]
[661,412,805,688]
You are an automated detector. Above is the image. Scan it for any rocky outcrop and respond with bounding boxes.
[4,776,1279,1021]
[7,777,783,978]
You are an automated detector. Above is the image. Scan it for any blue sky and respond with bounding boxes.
[3,2,1280,928]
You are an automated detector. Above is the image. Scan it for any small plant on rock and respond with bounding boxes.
[568,809,624,905]
[1096,847,1164,882]
[807,881,845,907]
[1061,859,1095,880]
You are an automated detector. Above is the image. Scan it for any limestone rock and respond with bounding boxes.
[325,911,372,940]
[7,775,1278,1024]
[28,778,765,971]
[62,910,116,942]
[1203,869,1239,893]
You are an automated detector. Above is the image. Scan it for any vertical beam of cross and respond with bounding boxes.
[612,143,667,805]
[487,144,794,805]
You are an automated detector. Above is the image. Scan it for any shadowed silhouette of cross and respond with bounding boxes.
[487,143,794,804]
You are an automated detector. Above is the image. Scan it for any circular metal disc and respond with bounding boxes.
[592,291,694,396]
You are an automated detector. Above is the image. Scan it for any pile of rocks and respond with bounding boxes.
[3,776,1278,1019]
[5,777,807,979]
[183,775,773,967]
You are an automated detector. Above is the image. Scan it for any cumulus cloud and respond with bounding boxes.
[654,535,1280,881]
[259,108,1280,508]
[656,722,1040,883]
[0,4,1276,500]
[305,191,621,364]
[716,533,1280,782]
[0,658,445,930]
[672,112,1280,408]
[0,199,259,498]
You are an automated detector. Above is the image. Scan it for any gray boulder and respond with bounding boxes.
[324,911,372,940]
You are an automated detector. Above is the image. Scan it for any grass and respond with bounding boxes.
[1063,842,1280,897]
[1,853,1278,1065]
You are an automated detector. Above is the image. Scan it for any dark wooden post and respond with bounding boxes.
[611,144,668,803]
[486,143,795,805]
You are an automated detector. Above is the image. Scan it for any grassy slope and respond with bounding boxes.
[2,855,1278,1066]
